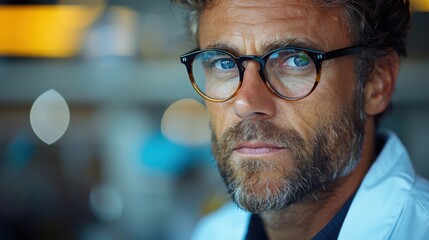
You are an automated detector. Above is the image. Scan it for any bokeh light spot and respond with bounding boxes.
[161,99,210,146]
[0,4,104,57]
[30,89,70,145]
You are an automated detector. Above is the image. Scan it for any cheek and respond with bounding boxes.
[275,101,319,144]
[313,59,357,112]
[281,60,357,139]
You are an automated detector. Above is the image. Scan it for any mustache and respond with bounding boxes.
[214,120,305,155]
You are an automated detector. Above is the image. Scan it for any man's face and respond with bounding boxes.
[199,0,366,213]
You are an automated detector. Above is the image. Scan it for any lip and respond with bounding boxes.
[233,142,285,155]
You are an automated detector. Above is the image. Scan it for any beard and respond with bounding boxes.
[211,90,366,214]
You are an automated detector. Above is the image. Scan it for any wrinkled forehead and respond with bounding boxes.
[199,0,345,21]
[198,0,351,53]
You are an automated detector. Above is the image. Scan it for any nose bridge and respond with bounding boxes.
[240,56,264,69]
[233,55,275,120]
[239,56,265,81]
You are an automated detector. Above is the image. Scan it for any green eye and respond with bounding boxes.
[293,53,310,67]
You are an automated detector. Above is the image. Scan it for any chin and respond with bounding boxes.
[227,158,302,213]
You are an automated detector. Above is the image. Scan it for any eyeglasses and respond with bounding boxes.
[180,45,365,102]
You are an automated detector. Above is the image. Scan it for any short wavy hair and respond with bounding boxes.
[172,0,411,124]
[171,0,409,54]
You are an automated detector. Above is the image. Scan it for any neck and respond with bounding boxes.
[261,120,376,240]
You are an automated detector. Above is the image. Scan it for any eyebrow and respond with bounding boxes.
[203,38,325,56]
[204,42,241,56]
[262,39,324,53]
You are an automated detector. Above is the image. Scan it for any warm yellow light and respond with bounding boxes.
[412,0,429,12]
[58,0,106,29]
[0,5,104,57]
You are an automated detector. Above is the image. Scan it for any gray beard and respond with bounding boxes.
[211,92,365,214]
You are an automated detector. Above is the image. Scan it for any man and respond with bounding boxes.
[173,0,429,239]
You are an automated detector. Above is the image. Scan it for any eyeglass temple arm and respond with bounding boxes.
[324,45,366,60]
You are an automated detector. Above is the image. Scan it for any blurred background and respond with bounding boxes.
[0,0,428,239]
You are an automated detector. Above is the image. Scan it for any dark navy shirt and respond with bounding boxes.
[245,196,354,240]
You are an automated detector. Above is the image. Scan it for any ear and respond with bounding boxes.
[364,51,399,116]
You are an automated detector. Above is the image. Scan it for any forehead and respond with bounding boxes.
[198,0,352,54]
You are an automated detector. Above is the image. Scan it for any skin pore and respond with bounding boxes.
[197,0,398,239]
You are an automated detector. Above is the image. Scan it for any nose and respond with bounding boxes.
[234,61,276,120]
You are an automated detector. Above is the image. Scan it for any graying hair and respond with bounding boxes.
[171,0,409,54]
